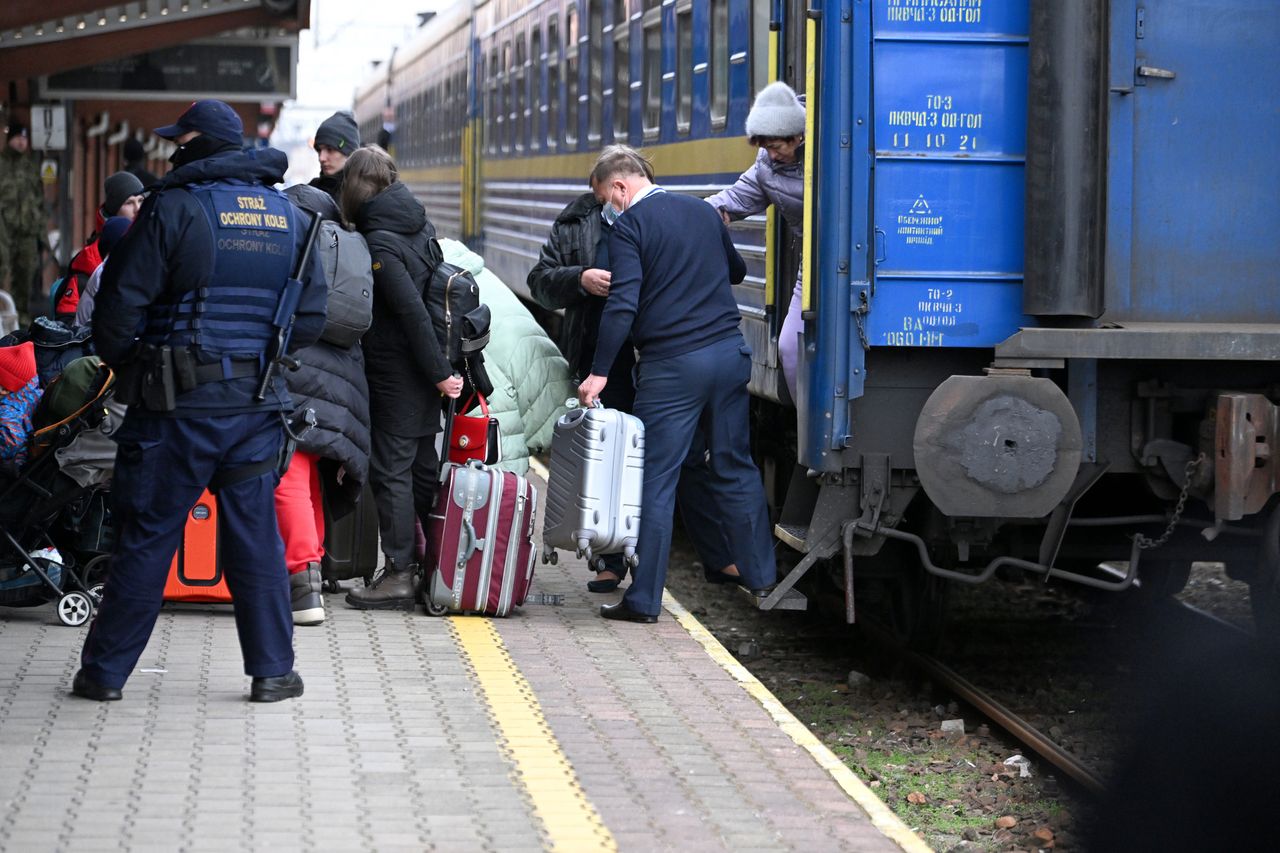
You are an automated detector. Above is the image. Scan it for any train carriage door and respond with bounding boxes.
[1108,0,1280,323]
[771,0,807,402]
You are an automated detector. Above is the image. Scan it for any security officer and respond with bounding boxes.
[72,100,327,703]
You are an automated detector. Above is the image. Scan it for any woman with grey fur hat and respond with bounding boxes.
[705,81,806,403]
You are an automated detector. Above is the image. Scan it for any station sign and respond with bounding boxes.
[39,38,297,102]
[32,104,67,151]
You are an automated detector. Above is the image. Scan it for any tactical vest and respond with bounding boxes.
[143,181,296,359]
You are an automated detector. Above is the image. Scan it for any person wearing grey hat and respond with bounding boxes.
[705,81,807,404]
[310,111,361,203]
[53,171,146,322]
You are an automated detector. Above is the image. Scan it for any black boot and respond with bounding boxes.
[290,562,325,626]
[345,558,417,611]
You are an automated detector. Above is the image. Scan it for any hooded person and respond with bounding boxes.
[54,171,146,321]
[122,137,160,188]
[73,99,328,705]
[270,183,373,626]
[705,81,807,404]
[310,110,361,203]
[73,215,133,327]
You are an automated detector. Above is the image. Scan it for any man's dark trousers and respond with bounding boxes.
[622,335,775,617]
[79,411,293,690]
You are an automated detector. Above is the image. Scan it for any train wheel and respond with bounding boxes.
[857,546,949,652]
[1138,559,1194,598]
[885,566,949,651]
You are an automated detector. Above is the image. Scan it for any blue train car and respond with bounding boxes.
[773,0,1280,640]
[354,0,1280,640]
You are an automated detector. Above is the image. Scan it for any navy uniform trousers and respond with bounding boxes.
[622,335,776,617]
[79,411,293,690]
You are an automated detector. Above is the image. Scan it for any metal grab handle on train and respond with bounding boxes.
[1137,65,1176,80]
[874,228,887,265]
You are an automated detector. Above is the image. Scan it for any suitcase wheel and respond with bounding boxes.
[322,579,342,594]
[423,599,449,617]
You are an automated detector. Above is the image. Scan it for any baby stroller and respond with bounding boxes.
[0,359,117,626]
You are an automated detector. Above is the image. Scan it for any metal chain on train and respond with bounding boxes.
[853,292,871,352]
[1134,452,1206,550]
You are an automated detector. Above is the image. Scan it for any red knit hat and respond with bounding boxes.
[0,341,37,393]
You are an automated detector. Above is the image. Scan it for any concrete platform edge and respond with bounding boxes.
[660,591,931,853]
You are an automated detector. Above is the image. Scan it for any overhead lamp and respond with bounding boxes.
[76,18,87,30]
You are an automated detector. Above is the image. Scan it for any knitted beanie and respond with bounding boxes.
[123,137,146,163]
[314,111,361,154]
[744,82,806,139]
[0,341,37,393]
[103,171,144,216]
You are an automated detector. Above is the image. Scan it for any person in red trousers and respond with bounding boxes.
[275,184,373,625]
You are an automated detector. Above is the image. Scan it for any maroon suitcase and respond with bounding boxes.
[423,460,538,616]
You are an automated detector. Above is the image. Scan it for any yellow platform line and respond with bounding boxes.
[449,617,617,852]
[663,593,933,853]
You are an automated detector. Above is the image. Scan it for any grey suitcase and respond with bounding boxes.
[542,404,645,568]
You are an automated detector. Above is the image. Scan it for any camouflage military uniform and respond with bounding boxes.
[0,146,45,319]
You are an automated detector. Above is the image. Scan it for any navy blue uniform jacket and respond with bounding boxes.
[95,148,327,417]
[591,189,746,377]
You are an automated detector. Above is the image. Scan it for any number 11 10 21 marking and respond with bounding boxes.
[889,133,980,151]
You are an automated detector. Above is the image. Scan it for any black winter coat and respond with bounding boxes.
[354,181,450,437]
[282,185,373,519]
[527,192,604,378]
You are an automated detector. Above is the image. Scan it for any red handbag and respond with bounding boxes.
[448,393,501,465]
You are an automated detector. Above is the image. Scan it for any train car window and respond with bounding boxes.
[566,3,580,148]
[501,41,513,154]
[490,48,501,155]
[454,69,465,157]
[530,26,544,150]
[642,6,661,137]
[588,0,603,143]
[613,0,629,142]
[676,2,692,133]
[548,15,561,150]
[642,0,661,9]
[753,1,770,98]
[709,0,728,127]
[515,34,527,154]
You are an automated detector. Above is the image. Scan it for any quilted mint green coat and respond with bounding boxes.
[439,239,573,475]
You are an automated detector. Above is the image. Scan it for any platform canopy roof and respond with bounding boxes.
[0,0,310,82]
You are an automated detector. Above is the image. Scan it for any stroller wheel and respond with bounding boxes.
[57,591,93,627]
[86,583,105,606]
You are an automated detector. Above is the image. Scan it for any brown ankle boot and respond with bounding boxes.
[345,559,417,611]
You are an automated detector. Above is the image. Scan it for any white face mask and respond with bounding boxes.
[601,203,621,226]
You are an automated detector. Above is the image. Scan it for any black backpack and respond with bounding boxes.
[421,239,492,396]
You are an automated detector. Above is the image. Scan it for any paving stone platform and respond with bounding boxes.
[0,533,923,852]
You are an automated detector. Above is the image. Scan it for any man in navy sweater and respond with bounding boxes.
[578,146,777,622]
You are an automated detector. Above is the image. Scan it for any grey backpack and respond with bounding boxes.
[317,220,374,348]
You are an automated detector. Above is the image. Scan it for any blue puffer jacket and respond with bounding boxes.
[704,147,805,240]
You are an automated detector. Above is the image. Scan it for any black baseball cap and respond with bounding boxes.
[154,99,243,146]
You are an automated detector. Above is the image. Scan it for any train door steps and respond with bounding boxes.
[0,477,927,853]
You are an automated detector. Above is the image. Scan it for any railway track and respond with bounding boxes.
[862,591,1255,804]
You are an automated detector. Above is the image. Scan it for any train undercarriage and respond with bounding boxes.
[756,344,1280,647]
